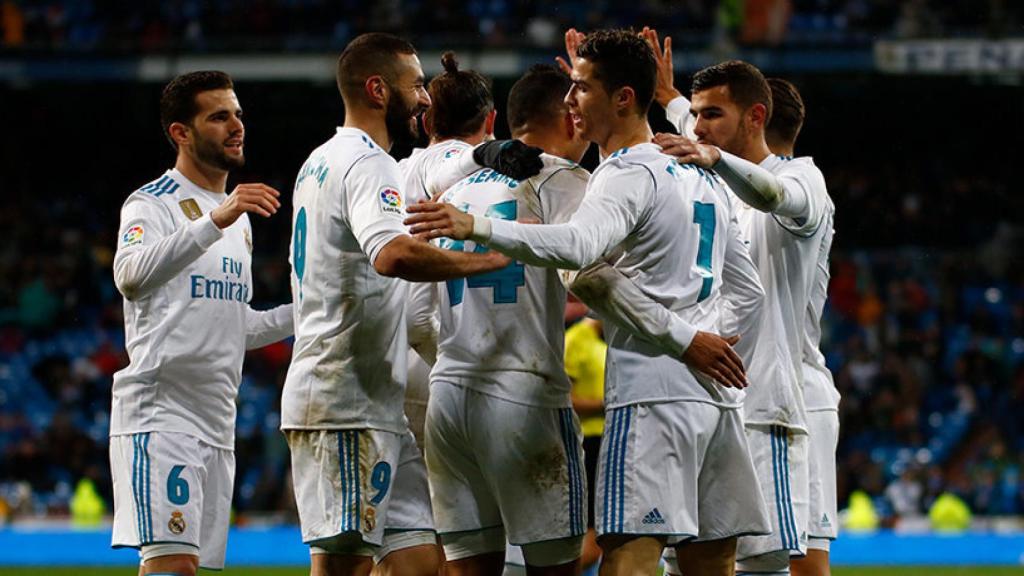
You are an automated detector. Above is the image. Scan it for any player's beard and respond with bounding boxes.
[194,131,245,171]
[384,85,422,146]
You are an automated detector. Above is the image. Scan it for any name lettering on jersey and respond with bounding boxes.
[296,156,329,188]
[378,186,404,215]
[189,257,248,302]
[178,199,202,221]
[668,161,718,189]
[465,168,519,189]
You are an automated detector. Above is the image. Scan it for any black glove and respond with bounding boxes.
[472,139,544,181]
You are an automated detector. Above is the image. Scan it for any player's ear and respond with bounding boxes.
[168,122,191,150]
[615,86,636,115]
[749,102,768,129]
[365,75,387,109]
[484,109,497,137]
[422,108,435,137]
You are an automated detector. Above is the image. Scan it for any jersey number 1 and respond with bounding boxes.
[293,207,307,299]
[693,202,715,303]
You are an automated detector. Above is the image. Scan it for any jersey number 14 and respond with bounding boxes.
[440,200,525,306]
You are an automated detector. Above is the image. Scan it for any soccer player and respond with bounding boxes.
[407,29,770,576]
[424,63,591,576]
[764,77,839,576]
[109,70,294,576]
[646,30,834,574]
[281,33,512,576]
[398,50,498,450]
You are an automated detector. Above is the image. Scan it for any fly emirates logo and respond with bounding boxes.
[190,257,249,302]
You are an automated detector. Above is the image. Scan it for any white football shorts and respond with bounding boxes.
[110,431,234,570]
[285,427,435,553]
[596,402,770,544]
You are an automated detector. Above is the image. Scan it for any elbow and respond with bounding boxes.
[113,265,140,301]
[373,246,415,279]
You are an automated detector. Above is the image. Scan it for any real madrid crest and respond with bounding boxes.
[364,506,376,531]
[243,228,253,254]
[168,510,186,534]
[178,199,202,221]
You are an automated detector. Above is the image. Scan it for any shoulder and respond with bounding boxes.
[532,154,590,192]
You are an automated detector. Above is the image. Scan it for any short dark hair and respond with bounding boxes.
[159,70,234,150]
[336,32,417,102]
[426,51,493,139]
[576,29,657,115]
[507,64,572,135]
[765,77,805,147]
[691,60,773,121]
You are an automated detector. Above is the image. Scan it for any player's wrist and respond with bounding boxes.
[657,88,682,108]
[469,215,492,243]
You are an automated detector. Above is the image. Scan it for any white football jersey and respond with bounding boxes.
[282,127,411,433]
[484,144,763,409]
[732,155,832,430]
[111,169,293,449]
[432,154,588,407]
[398,140,474,432]
[796,158,840,412]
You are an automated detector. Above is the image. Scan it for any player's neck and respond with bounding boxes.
[768,139,795,157]
[516,131,574,164]
[599,118,653,158]
[175,154,228,194]
[343,112,392,152]
[739,135,773,165]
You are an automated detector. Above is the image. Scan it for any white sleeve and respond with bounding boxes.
[665,95,697,139]
[245,304,294,349]
[423,143,480,200]
[346,154,409,264]
[113,193,224,301]
[406,281,439,366]
[718,206,765,361]
[570,263,697,356]
[477,165,652,270]
[713,151,812,221]
[772,161,828,236]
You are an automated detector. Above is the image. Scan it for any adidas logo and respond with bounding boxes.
[642,508,666,525]
[820,514,831,528]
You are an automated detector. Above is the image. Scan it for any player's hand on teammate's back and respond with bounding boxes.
[405,202,475,241]
[473,140,544,181]
[641,27,683,108]
[555,28,586,75]
[682,331,748,389]
[211,183,281,228]
[653,133,721,169]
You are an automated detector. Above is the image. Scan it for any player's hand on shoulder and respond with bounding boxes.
[405,202,474,242]
[653,133,720,169]
[211,183,281,228]
[682,331,748,389]
[473,140,544,181]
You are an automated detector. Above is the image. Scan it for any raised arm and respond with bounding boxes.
[654,134,811,219]
[114,183,281,301]
[641,27,696,139]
